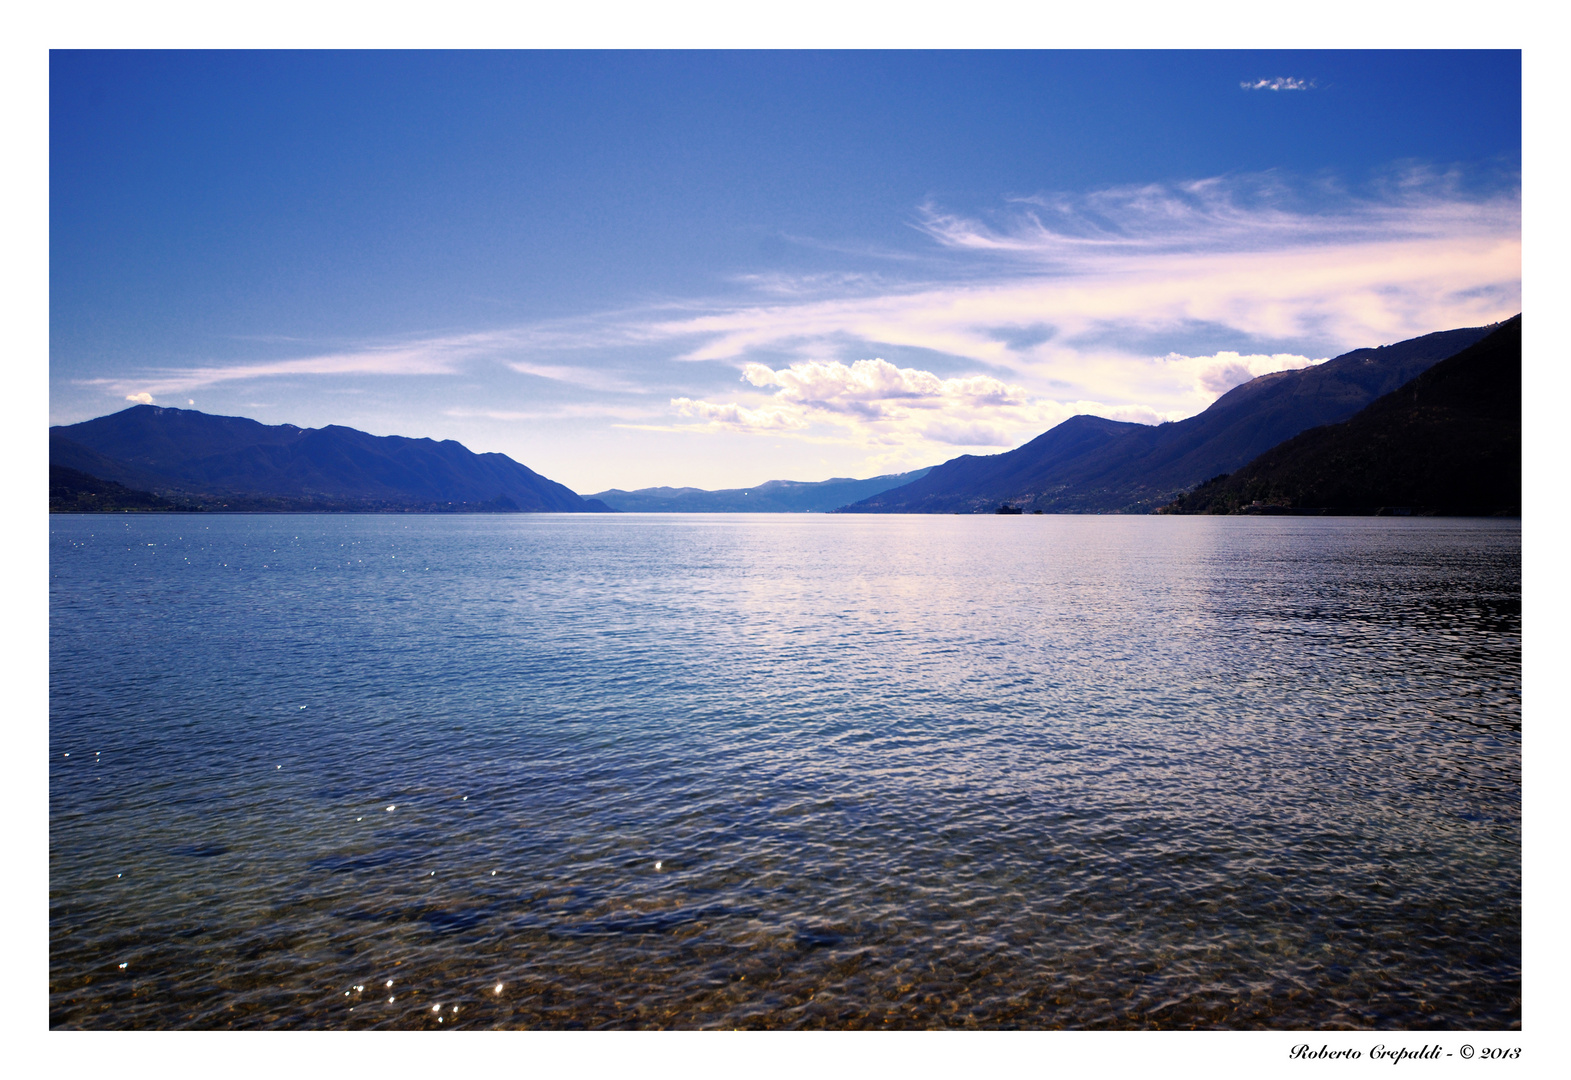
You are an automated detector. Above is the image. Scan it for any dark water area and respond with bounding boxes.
[48,514,1521,1029]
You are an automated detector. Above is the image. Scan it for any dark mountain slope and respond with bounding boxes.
[51,405,611,512]
[49,433,174,493]
[840,323,1498,514]
[590,468,932,512]
[50,465,199,512]
[1159,316,1520,516]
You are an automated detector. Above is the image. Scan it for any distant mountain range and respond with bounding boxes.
[50,405,612,512]
[589,469,931,513]
[1160,316,1520,516]
[50,317,1519,517]
[839,322,1501,514]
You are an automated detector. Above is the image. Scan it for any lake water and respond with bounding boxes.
[48,514,1521,1029]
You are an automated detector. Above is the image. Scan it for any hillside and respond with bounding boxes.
[49,465,202,513]
[839,323,1498,514]
[1159,316,1520,516]
[50,405,612,513]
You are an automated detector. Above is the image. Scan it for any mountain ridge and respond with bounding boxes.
[837,322,1500,514]
[51,405,612,513]
[1158,316,1520,516]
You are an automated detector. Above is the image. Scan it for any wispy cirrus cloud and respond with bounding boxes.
[669,398,808,431]
[82,334,491,399]
[83,325,660,402]
[506,361,643,394]
[1242,77,1315,91]
[913,170,1515,260]
[81,170,1518,472]
[646,176,1516,374]
[645,230,1514,379]
[635,172,1516,459]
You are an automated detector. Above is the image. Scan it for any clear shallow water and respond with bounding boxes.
[49,514,1520,1030]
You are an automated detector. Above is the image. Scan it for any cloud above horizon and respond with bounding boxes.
[1165,350,1323,396]
[911,169,1515,261]
[669,397,809,431]
[669,358,1038,447]
[744,358,1027,417]
[667,349,1329,452]
[80,333,496,400]
[635,173,1514,457]
[77,170,1519,466]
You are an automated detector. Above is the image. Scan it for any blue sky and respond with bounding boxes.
[50,50,1521,492]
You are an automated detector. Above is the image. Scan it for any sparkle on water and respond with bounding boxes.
[50,513,1519,1029]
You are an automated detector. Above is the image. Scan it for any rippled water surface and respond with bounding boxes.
[49,514,1521,1029]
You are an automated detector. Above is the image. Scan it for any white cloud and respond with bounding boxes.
[1241,78,1314,91]
[79,171,1517,473]
[639,182,1516,416]
[740,358,1027,418]
[630,228,1514,430]
[85,320,667,403]
[506,361,642,393]
[913,171,1516,261]
[1161,350,1324,397]
[565,175,1516,462]
[88,338,478,399]
[125,391,154,404]
[669,357,1157,455]
[669,397,808,431]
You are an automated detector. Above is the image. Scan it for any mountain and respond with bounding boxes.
[838,322,1500,514]
[50,405,612,513]
[590,468,932,513]
[1159,316,1520,516]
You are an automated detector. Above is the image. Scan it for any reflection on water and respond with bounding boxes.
[50,514,1520,1029]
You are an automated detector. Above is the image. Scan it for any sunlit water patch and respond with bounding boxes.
[50,514,1520,1029]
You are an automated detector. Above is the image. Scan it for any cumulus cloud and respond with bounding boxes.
[1161,350,1324,397]
[673,358,1061,451]
[1241,77,1314,91]
[125,391,154,404]
[740,358,1027,418]
[664,357,1033,446]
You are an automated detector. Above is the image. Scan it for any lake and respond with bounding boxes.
[48,513,1521,1029]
